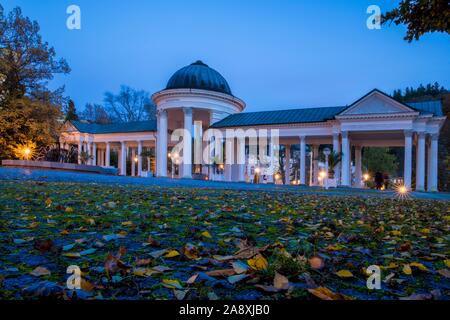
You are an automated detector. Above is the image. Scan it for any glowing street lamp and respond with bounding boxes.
[24,148,31,160]
[323,148,331,190]
[363,173,370,182]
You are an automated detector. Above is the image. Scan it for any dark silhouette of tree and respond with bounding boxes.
[382,0,450,42]
[81,103,112,124]
[65,99,79,121]
[104,85,156,123]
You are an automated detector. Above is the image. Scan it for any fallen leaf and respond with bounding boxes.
[231,261,249,274]
[162,279,183,289]
[274,272,289,290]
[247,254,268,271]
[308,287,353,300]
[402,264,412,275]
[335,270,354,278]
[228,274,248,284]
[206,269,236,277]
[309,256,324,270]
[186,274,199,284]
[201,231,212,238]
[30,267,51,277]
[164,250,180,258]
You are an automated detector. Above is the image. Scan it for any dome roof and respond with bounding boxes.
[166,61,232,95]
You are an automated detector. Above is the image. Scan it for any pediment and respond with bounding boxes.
[339,90,417,116]
[62,121,79,133]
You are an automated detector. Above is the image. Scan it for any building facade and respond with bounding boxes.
[60,61,446,191]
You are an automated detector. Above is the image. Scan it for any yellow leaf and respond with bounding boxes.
[391,230,402,236]
[403,264,412,275]
[164,250,180,258]
[410,262,428,272]
[65,207,74,213]
[247,254,268,271]
[162,279,183,289]
[45,198,52,207]
[63,252,81,258]
[122,221,133,226]
[201,231,212,238]
[117,231,128,237]
[335,270,354,278]
[420,228,430,234]
[444,260,450,268]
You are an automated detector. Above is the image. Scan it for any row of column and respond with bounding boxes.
[78,140,152,177]
[404,131,439,192]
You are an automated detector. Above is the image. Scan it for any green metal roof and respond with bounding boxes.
[71,120,157,134]
[407,100,444,116]
[211,106,347,128]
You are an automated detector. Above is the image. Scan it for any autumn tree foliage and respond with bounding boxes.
[0,5,70,160]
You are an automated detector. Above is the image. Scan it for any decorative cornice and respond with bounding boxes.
[336,112,419,121]
[152,88,246,112]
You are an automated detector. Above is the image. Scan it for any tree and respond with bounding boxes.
[0,5,69,160]
[104,85,156,123]
[382,0,450,42]
[81,103,112,124]
[362,148,399,176]
[0,6,70,102]
[65,99,79,121]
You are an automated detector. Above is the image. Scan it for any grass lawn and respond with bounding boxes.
[0,180,449,300]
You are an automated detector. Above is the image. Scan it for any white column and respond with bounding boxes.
[341,131,351,186]
[183,107,193,178]
[157,110,168,177]
[77,138,83,164]
[354,146,362,188]
[237,137,246,182]
[92,143,97,166]
[137,141,143,177]
[299,136,306,185]
[428,133,439,192]
[120,141,127,176]
[333,133,341,185]
[131,147,136,177]
[312,145,319,185]
[105,142,111,167]
[87,142,92,165]
[416,132,426,191]
[285,145,291,185]
[404,130,413,189]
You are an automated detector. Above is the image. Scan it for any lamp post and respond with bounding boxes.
[323,147,331,190]
[168,152,179,179]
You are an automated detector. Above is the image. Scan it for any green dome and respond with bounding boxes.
[166,61,232,95]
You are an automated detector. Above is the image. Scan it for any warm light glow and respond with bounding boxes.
[318,176,323,182]
[254,167,260,174]
[363,173,370,181]
[274,173,280,180]
[168,152,172,158]
[398,186,407,194]
[13,142,37,160]
[219,164,224,170]
[134,156,138,163]
[319,170,327,179]
[173,153,179,159]
[395,184,410,200]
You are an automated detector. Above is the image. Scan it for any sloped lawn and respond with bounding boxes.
[0,180,448,300]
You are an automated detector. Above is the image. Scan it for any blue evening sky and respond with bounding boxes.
[3,0,450,112]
